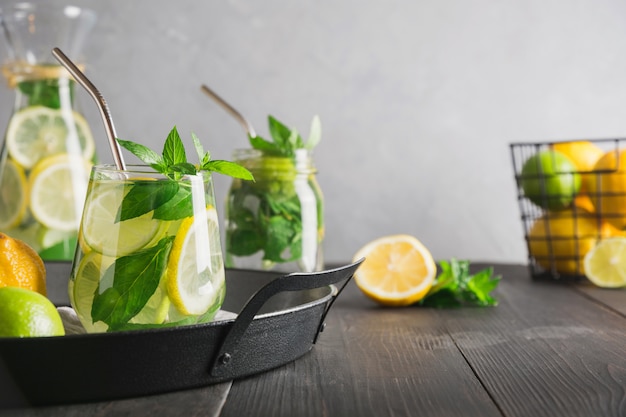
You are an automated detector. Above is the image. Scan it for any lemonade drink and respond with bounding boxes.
[0,4,97,260]
[69,165,226,333]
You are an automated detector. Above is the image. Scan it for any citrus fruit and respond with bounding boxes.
[588,149,626,229]
[521,150,581,211]
[551,141,604,173]
[583,237,626,288]
[28,154,92,232]
[167,207,225,315]
[527,208,623,276]
[5,105,95,169]
[0,159,27,229]
[0,286,64,337]
[80,180,167,256]
[69,251,112,333]
[351,234,437,307]
[0,232,46,295]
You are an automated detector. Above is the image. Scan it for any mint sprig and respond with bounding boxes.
[249,115,321,157]
[420,259,501,308]
[117,126,254,180]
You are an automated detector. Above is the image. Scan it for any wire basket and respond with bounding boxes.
[510,138,626,281]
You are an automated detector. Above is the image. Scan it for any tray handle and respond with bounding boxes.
[209,259,364,377]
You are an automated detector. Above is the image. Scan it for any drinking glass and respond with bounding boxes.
[69,165,226,333]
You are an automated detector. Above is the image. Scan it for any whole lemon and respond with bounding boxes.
[0,287,65,337]
[589,149,626,229]
[528,208,622,275]
[0,232,46,295]
[521,150,581,211]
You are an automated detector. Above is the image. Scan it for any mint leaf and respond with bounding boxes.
[162,126,187,166]
[420,259,500,308]
[202,160,255,180]
[92,236,174,331]
[153,186,193,220]
[268,115,291,149]
[117,180,179,221]
[117,139,165,168]
[306,115,321,150]
[192,132,211,167]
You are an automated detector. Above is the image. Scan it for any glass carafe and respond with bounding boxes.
[0,3,97,260]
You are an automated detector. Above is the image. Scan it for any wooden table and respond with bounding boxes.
[2,263,625,416]
[219,263,626,417]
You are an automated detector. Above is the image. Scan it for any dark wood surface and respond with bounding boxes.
[1,263,624,416]
[220,263,626,417]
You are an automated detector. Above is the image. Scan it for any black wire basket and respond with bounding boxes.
[510,138,626,281]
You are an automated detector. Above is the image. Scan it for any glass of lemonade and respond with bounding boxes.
[69,165,225,333]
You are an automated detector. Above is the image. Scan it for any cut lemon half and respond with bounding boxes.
[167,207,225,315]
[352,234,437,306]
[583,238,626,288]
[29,154,92,231]
[0,159,28,229]
[70,251,114,333]
[80,180,168,256]
[6,105,95,169]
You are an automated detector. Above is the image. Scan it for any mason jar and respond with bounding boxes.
[225,148,324,273]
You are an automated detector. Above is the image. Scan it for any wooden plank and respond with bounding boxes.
[221,282,502,417]
[574,285,626,317]
[444,264,626,417]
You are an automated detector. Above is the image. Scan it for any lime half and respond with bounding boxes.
[6,105,95,169]
[0,159,27,229]
[167,207,225,315]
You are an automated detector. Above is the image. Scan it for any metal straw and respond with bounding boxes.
[52,47,126,170]
[201,84,256,138]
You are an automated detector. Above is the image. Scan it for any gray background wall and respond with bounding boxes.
[2,0,626,265]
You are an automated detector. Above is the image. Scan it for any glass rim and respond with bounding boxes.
[92,164,213,178]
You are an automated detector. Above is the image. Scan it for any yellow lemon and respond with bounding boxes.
[352,235,436,307]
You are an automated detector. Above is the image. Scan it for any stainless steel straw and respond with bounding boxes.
[52,47,126,170]
[200,84,257,138]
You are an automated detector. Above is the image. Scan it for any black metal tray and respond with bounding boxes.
[0,260,362,407]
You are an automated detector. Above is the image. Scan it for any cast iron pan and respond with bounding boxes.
[0,259,362,407]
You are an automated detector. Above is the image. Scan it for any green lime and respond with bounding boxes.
[521,150,581,210]
[0,287,65,337]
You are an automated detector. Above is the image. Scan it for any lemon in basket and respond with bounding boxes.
[527,208,623,275]
[588,149,626,229]
[521,150,581,211]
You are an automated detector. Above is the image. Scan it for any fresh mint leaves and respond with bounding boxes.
[117,126,254,180]
[92,236,174,331]
[249,115,321,156]
[420,259,501,308]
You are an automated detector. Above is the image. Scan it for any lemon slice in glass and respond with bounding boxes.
[29,154,92,232]
[6,105,95,169]
[583,237,626,288]
[0,159,28,229]
[70,251,113,333]
[80,179,168,256]
[167,207,225,315]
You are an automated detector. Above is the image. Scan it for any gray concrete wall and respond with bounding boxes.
[2,0,626,265]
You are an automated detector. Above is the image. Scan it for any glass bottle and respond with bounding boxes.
[0,3,97,260]
[225,148,324,273]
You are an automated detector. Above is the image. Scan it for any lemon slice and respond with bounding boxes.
[583,238,626,288]
[167,207,225,315]
[6,105,95,169]
[352,234,437,306]
[29,154,92,232]
[80,180,168,256]
[0,159,28,229]
[70,251,114,333]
